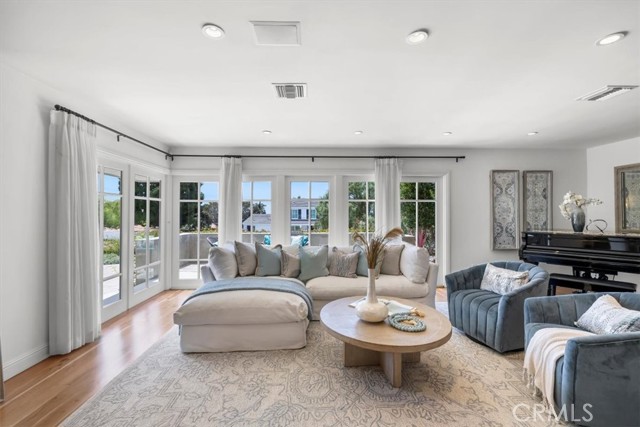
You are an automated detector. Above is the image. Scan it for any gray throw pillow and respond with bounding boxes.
[234,241,257,276]
[576,294,640,334]
[207,246,238,280]
[281,250,301,278]
[328,247,358,278]
[255,243,282,276]
[381,244,404,275]
[298,245,329,282]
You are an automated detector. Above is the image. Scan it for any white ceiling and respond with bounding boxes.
[1,0,639,150]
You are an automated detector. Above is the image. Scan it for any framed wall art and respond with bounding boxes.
[490,170,520,250]
[615,163,640,233]
[522,170,553,231]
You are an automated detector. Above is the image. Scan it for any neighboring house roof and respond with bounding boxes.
[243,213,271,226]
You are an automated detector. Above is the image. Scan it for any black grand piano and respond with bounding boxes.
[519,231,640,295]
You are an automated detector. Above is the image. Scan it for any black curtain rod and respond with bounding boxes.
[54,105,466,163]
[54,104,175,160]
[172,154,466,162]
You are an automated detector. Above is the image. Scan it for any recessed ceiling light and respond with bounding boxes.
[406,29,429,45]
[596,32,626,46]
[527,132,538,136]
[354,130,364,135]
[262,130,272,135]
[202,23,225,39]
[443,132,453,136]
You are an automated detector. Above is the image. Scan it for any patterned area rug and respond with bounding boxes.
[63,304,560,427]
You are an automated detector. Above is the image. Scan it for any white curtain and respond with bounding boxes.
[219,157,243,243]
[374,157,402,233]
[48,111,100,355]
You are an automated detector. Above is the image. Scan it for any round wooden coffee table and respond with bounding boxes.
[320,296,452,388]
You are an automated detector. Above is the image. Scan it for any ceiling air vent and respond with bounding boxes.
[576,85,638,101]
[273,83,307,99]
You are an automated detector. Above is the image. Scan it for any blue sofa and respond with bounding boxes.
[524,293,640,427]
[445,261,548,352]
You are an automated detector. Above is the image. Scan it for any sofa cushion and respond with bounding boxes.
[576,294,640,334]
[381,244,404,275]
[234,241,257,276]
[480,263,529,295]
[207,246,238,280]
[281,250,300,278]
[255,243,282,276]
[299,245,329,282]
[399,243,430,283]
[328,247,358,278]
[306,274,428,300]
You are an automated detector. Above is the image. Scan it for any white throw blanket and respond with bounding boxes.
[523,327,594,417]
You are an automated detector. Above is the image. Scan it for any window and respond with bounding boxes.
[242,180,272,243]
[133,175,162,292]
[400,181,436,257]
[98,167,123,306]
[290,180,329,246]
[348,181,375,243]
[178,181,218,280]
[291,209,299,220]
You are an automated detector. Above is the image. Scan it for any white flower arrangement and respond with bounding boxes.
[558,191,602,219]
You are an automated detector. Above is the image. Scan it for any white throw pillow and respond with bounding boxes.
[576,295,640,334]
[479,263,529,295]
[207,246,238,280]
[399,244,430,283]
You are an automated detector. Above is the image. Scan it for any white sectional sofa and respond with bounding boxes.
[174,241,438,352]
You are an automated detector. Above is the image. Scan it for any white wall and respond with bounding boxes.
[171,145,587,274]
[587,137,640,288]
[0,62,170,379]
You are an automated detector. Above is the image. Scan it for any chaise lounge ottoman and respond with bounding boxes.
[173,277,312,352]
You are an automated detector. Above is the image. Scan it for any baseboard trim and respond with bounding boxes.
[3,343,49,380]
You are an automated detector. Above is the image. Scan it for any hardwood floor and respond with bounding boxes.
[0,290,192,427]
[0,287,448,426]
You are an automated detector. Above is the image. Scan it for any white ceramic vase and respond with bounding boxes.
[355,268,389,322]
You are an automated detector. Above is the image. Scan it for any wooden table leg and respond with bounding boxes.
[380,352,402,387]
[344,344,421,388]
[344,343,379,366]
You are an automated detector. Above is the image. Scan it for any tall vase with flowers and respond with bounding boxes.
[559,191,602,232]
[352,227,404,322]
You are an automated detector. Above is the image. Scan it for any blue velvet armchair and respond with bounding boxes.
[445,261,549,353]
[524,293,640,427]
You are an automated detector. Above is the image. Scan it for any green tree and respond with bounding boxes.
[348,202,367,231]
[314,201,329,231]
[103,200,121,229]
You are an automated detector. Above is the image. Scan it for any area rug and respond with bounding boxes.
[62,304,561,427]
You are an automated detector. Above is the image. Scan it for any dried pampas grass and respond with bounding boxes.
[352,227,403,269]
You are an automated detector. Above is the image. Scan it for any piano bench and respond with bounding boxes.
[548,273,637,296]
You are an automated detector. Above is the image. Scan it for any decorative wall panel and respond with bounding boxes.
[490,170,519,250]
[523,171,553,232]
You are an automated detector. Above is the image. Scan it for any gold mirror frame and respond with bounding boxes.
[615,163,640,234]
